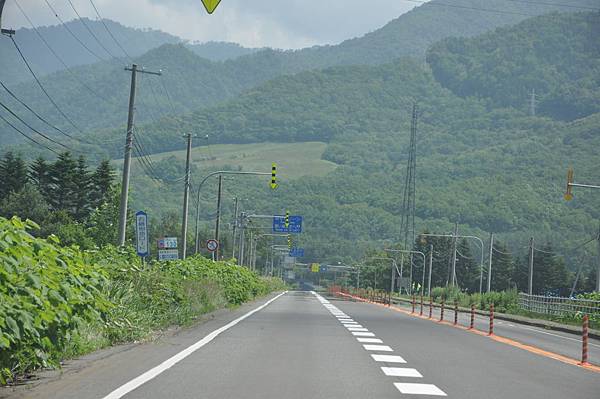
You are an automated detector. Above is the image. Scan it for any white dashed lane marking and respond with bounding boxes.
[353,332,376,337]
[371,354,407,363]
[394,383,447,396]
[357,338,383,343]
[363,344,393,352]
[381,367,423,378]
[312,292,447,397]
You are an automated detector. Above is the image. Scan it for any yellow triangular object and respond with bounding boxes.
[201,0,222,14]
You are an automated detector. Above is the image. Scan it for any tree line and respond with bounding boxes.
[0,151,117,248]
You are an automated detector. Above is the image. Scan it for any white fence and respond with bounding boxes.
[518,293,600,317]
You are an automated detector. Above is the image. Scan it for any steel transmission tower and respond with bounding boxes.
[400,104,418,249]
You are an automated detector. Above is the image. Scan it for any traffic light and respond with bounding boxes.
[287,234,293,249]
[565,168,574,201]
[285,210,290,228]
[271,163,278,190]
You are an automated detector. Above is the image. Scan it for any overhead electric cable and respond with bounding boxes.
[0,99,71,150]
[10,36,86,137]
[0,80,74,140]
[0,113,60,155]
[13,0,111,104]
[42,0,107,62]
[65,0,117,59]
[501,0,600,11]
[88,0,133,59]
[399,0,535,16]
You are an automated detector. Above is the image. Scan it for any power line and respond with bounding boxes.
[66,0,118,59]
[42,0,107,62]
[0,80,74,140]
[0,99,71,150]
[0,113,60,155]
[501,0,600,11]
[9,35,86,138]
[399,0,535,16]
[88,0,133,60]
[13,0,111,104]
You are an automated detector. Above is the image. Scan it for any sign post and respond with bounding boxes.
[158,237,179,261]
[135,211,149,259]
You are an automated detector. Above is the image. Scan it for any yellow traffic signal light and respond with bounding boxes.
[271,163,278,190]
[285,211,290,228]
[564,168,574,201]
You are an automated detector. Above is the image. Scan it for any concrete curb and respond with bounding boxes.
[389,296,600,340]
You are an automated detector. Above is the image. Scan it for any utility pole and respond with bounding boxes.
[117,64,161,246]
[451,223,458,287]
[487,233,494,293]
[528,237,535,295]
[530,88,536,117]
[231,198,239,259]
[239,213,246,266]
[181,133,193,259]
[214,174,223,260]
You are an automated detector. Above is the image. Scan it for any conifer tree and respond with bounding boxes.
[0,152,28,200]
[90,160,114,209]
[29,157,50,196]
[73,156,92,221]
[490,241,515,291]
[47,152,78,214]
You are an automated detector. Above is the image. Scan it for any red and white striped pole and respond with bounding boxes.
[440,300,445,322]
[488,304,495,336]
[469,304,475,330]
[411,295,416,314]
[420,295,424,316]
[581,314,589,365]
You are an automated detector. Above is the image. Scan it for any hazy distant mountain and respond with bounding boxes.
[1,0,597,148]
[187,41,260,61]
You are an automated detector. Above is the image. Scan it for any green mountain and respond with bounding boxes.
[3,0,596,151]
[427,12,600,121]
[1,18,181,84]
[112,11,600,269]
[187,41,260,61]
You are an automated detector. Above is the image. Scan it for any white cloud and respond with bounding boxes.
[3,0,419,49]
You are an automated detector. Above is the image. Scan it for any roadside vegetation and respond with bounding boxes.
[0,216,284,385]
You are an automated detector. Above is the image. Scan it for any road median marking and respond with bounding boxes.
[101,291,288,399]
[338,292,600,374]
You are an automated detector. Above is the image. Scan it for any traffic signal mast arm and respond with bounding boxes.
[565,168,600,201]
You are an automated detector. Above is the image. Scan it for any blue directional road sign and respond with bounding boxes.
[289,248,305,257]
[273,215,303,233]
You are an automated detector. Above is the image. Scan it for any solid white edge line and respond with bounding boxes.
[101,291,288,399]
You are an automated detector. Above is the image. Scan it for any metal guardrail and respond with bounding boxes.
[518,293,600,317]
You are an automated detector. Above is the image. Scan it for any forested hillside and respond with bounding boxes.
[106,11,599,278]
[2,0,596,150]
[428,12,600,121]
[1,18,180,83]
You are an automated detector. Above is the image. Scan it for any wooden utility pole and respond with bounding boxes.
[214,174,223,259]
[181,133,193,259]
[117,64,161,246]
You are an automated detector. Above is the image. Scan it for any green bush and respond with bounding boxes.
[0,217,109,383]
[429,286,518,313]
[0,217,284,384]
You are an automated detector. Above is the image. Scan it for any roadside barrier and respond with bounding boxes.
[454,301,459,326]
[429,297,433,319]
[582,314,589,365]
[440,300,445,322]
[470,304,475,330]
[489,304,495,336]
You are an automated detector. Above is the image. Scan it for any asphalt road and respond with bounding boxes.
[390,298,600,365]
[6,291,599,399]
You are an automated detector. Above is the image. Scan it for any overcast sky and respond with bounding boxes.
[3,0,421,49]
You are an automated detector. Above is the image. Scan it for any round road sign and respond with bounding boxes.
[206,239,219,252]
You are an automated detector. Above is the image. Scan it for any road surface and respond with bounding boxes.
[4,291,599,399]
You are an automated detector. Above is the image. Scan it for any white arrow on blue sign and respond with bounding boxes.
[135,211,149,257]
[289,248,305,257]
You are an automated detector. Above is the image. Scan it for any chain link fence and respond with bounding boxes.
[518,293,600,317]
